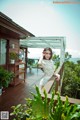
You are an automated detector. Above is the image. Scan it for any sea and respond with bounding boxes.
[69,58,80,63]
[28,57,80,64]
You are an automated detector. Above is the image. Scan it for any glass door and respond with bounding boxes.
[0,39,7,65]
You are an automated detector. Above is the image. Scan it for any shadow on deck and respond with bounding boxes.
[0,68,44,119]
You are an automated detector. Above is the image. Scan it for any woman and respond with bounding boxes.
[38,47,60,92]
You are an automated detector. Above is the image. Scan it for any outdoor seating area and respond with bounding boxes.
[1,66,80,120]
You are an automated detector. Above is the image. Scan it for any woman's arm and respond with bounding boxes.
[38,57,44,72]
[38,57,43,68]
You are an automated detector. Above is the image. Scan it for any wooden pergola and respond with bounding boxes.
[20,36,66,66]
[20,36,66,94]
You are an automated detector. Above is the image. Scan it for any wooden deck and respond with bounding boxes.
[0,67,80,120]
[0,68,44,120]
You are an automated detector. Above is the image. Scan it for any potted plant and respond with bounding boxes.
[9,52,18,64]
[10,86,80,120]
[0,67,14,95]
[27,59,35,73]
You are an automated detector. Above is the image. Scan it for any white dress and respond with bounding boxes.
[38,58,55,87]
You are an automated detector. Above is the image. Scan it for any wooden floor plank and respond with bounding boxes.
[0,68,43,120]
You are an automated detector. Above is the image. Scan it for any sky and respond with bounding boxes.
[0,0,80,58]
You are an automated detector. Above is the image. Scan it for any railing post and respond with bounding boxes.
[55,80,59,93]
[55,63,64,94]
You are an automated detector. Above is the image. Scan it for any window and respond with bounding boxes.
[0,39,7,65]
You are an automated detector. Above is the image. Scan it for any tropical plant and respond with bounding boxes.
[65,52,72,62]
[0,67,14,88]
[10,104,29,120]
[10,86,80,120]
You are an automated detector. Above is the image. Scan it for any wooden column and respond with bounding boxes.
[25,48,28,70]
[6,40,9,70]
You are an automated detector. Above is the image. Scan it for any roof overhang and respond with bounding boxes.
[0,12,35,39]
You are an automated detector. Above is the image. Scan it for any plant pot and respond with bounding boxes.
[0,87,2,96]
[10,59,15,64]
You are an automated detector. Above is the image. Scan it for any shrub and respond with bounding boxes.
[0,67,14,88]
[10,86,80,120]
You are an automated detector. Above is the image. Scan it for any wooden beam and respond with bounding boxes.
[41,93,80,104]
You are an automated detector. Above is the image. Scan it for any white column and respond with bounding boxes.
[60,38,65,66]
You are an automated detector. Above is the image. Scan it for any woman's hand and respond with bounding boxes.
[42,51,46,57]
[55,74,60,81]
[38,64,43,68]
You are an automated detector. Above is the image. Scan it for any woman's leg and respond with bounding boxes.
[39,78,44,93]
[39,75,51,93]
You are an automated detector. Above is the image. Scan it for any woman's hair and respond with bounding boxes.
[43,47,53,60]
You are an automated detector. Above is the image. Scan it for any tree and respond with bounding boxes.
[65,52,72,62]
[77,60,80,64]
[61,61,80,99]
[52,54,60,69]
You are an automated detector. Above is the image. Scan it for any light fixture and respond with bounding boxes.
[11,44,15,49]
